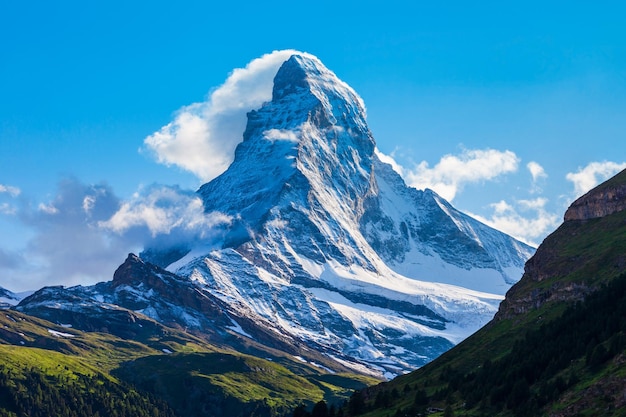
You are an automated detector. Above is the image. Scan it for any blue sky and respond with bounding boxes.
[1,1,625,291]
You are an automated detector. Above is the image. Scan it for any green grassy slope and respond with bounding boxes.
[0,345,177,417]
[0,310,376,417]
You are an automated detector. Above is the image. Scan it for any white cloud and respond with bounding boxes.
[374,147,405,176]
[375,147,554,243]
[0,203,16,215]
[0,184,21,214]
[100,184,231,240]
[37,203,59,214]
[82,194,99,215]
[0,179,232,292]
[263,128,300,143]
[527,161,547,194]
[469,197,560,246]
[144,49,310,182]
[566,161,626,197]
[0,184,20,197]
[387,148,520,201]
[527,161,547,182]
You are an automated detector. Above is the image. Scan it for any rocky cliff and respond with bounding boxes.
[496,168,626,320]
[564,168,626,221]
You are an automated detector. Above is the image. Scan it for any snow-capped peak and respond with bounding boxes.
[272,54,367,130]
[0,286,32,308]
[142,53,536,377]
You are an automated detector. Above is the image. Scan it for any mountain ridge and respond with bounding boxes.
[496,168,626,321]
[564,168,626,221]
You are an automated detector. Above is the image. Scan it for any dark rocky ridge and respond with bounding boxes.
[495,168,626,321]
[564,168,626,221]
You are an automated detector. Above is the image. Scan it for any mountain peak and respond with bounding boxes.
[200,53,376,246]
[160,53,535,376]
[271,55,313,101]
[269,54,368,132]
[271,54,347,98]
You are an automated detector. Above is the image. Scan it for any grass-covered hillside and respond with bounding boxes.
[0,310,376,417]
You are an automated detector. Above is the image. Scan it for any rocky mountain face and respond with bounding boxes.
[175,54,534,377]
[564,168,626,221]
[15,254,230,339]
[14,54,534,379]
[496,168,626,320]
[16,254,337,367]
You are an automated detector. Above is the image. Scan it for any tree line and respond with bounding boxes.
[0,365,176,417]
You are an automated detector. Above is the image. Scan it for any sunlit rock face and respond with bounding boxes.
[564,169,626,221]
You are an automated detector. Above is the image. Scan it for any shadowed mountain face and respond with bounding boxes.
[15,54,534,379]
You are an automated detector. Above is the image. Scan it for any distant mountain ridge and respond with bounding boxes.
[0,286,31,308]
[12,53,534,378]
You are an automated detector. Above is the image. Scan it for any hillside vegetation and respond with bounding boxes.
[0,310,375,417]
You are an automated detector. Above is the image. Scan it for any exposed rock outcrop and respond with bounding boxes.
[495,168,626,321]
[564,169,626,221]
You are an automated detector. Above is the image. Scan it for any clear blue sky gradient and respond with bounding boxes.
[1,1,625,289]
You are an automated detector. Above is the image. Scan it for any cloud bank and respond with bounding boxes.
[469,198,560,246]
[100,184,231,245]
[387,148,520,201]
[144,49,310,182]
[0,178,230,292]
[6,178,123,291]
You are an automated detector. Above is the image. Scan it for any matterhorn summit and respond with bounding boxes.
[19,53,534,378]
[161,53,534,376]
[193,54,378,270]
